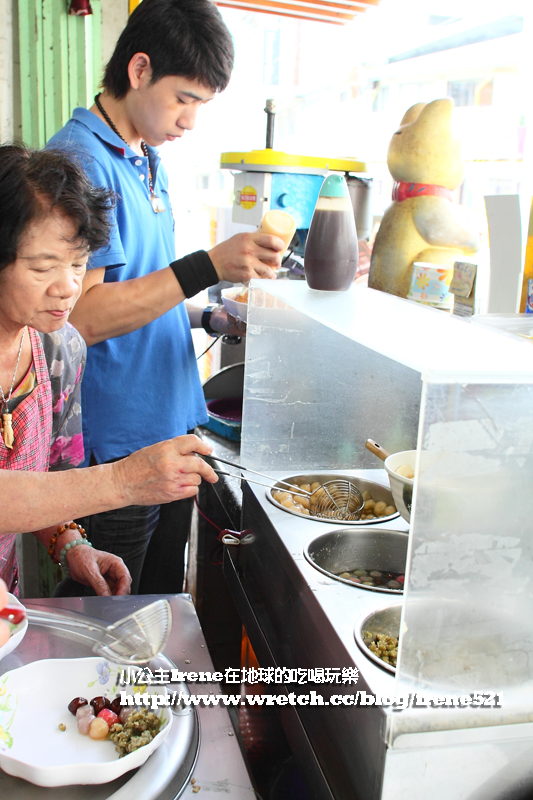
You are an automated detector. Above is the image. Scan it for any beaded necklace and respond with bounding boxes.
[94,94,166,213]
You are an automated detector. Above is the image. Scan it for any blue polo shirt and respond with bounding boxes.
[47,108,208,465]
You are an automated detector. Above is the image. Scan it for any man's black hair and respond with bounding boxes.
[0,144,113,273]
[103,0,234,99]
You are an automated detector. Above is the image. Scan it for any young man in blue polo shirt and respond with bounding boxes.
[48,0,283,595]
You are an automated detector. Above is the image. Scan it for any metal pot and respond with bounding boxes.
[267,473,399,525]
[304,528,408,593]
[354,603,402,674]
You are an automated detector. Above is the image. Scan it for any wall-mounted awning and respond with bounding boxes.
[214,0,381,26]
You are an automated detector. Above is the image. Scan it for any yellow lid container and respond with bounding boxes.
[220,149,366,175]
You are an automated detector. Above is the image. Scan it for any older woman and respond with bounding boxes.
[0,144,217,597]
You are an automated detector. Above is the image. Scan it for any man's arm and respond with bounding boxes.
[187,303,245,337]
[69,265,184,345]
[70,232,283,346]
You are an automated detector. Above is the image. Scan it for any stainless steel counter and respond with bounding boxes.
[222,473,533,800]
[221,469,405,800]
[0,594,256,800]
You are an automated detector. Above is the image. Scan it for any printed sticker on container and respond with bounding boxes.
[239,186,257,210]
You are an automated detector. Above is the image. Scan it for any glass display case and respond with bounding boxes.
[241,280,533,795]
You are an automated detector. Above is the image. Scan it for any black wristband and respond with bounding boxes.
[202,304,219,337]
[169,250,219,298]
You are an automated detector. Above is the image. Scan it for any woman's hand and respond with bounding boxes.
[35,524,131,596]
[113,434,218,507]
[65,545,131,596]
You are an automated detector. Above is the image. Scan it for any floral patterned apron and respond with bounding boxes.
[0,328,52,594]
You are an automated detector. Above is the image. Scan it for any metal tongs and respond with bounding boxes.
[202,453,363,521]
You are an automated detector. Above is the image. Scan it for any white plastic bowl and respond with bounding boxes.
[221,286,248,322]
[0,656,172,786]
[0,593,28,663]
[384,450,416,524]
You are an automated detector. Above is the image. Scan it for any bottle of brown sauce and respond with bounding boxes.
[304,174,358,291]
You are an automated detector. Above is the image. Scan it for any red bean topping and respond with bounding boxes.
[68,697,89,715]
[90,696,111,715]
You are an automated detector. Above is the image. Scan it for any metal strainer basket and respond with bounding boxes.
[203,454,364,522]
[306,480,363,521]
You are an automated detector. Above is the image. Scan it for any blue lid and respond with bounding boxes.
[318,174,349,198]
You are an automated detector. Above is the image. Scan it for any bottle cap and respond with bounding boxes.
[318,174,349,199]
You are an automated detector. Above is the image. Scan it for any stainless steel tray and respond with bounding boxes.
[0,610,199,800]
[266,472,400,525]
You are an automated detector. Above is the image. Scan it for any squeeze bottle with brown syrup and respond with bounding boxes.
[304,174,358,291]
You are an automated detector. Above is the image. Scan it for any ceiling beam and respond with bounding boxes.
[216,4,347,23]
[214,0,384,25]
[215,1,362,24]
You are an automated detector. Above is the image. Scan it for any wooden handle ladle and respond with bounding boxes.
[365,438,391,462]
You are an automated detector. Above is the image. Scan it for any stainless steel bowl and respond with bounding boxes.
[266,473,399,525]
[354,603,402,674]
[304,528,407,593]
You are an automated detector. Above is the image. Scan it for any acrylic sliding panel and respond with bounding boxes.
[241,284,422,471]
[391,379,533,738]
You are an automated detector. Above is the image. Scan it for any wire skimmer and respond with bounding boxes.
[201,454,363,522]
